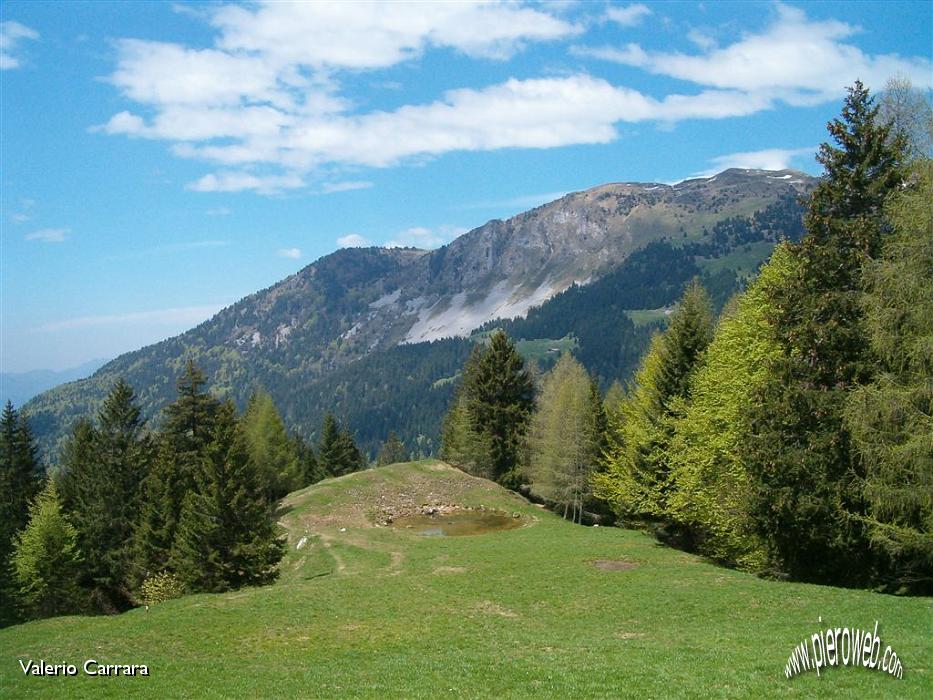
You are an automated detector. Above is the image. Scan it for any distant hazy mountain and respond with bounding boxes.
[2,358,110,408]
[24,168,814,460]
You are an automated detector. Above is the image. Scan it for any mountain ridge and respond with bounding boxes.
[24,168,815,460]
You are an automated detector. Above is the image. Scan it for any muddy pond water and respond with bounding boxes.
[390,510,523,536]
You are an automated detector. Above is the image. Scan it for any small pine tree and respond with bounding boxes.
[11,482,84,619]
[317,413,365,476]
[291,433,326,487]
[377,431,409,466]
[440,347,493,478]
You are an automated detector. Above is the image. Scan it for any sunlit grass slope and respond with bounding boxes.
[1,461,930,698]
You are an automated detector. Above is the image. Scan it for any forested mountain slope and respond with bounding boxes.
[25,169,813,459]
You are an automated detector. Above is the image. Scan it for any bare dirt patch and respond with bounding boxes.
[433,566,468,575]
[614,631,646,640]
[592,559,638,571]
[473,600,518,618]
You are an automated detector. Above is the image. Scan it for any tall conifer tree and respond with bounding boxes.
[61,380,152,610]
[169,402,284,592]
[464,331,534,487]
[136,360,220,577]
[595,281,714,525]
[0,402,41,624]
[741,82,907,584]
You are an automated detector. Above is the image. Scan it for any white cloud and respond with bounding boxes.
[320,180,373,194]
[0,21,39,70]
[98,2,930,195]
[210,1,580,68]
[168,75,774,171]
[205,206,231,216]
[686,29,716,52]
[25,228,68,243]
[582,3,932,100]
[385,225,467,249]
[689,146,817,179]
[186,171,304,194]
[277,247,302,259]
[35,305,224,332]
[336,234,372,248]
[605,4,651,28]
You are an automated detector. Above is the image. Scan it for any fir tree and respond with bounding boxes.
[463,331,535,487]
[10,482,83,619]
[169,402,284,592]
[317,413,365,476]
[0,402,41,624]
[377,431,409,466]
[136,360,220,578]
[317,413,343,475]
[291,433,326,487]
[62,380,152,611]
[741,82,907,584]
[440,346,492,478]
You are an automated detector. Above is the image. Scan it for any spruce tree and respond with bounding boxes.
[316,413,365,476]
[317,413,343,475]
[377,431,409,466]
[11,481,83,619]
[62,380,152,610]
[0,402,41,624]
[291,434,326,487]
[464,331,534,487]
[336,427,366,474]
[440,346,492,478]
[741,82,907,584]
[136,360,220,577]
[169,402,284,592]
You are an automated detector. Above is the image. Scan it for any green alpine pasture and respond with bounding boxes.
[2,461,930,698]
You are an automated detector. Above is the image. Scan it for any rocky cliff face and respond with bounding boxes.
[217,168,814,359]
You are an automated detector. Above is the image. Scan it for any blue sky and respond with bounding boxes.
[1,1,930,373]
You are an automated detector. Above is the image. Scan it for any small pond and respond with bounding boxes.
[391,510,523,537]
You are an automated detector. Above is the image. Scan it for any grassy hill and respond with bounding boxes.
[2,462,930,698]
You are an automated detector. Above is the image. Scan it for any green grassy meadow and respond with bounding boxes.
[1,461,930,698]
